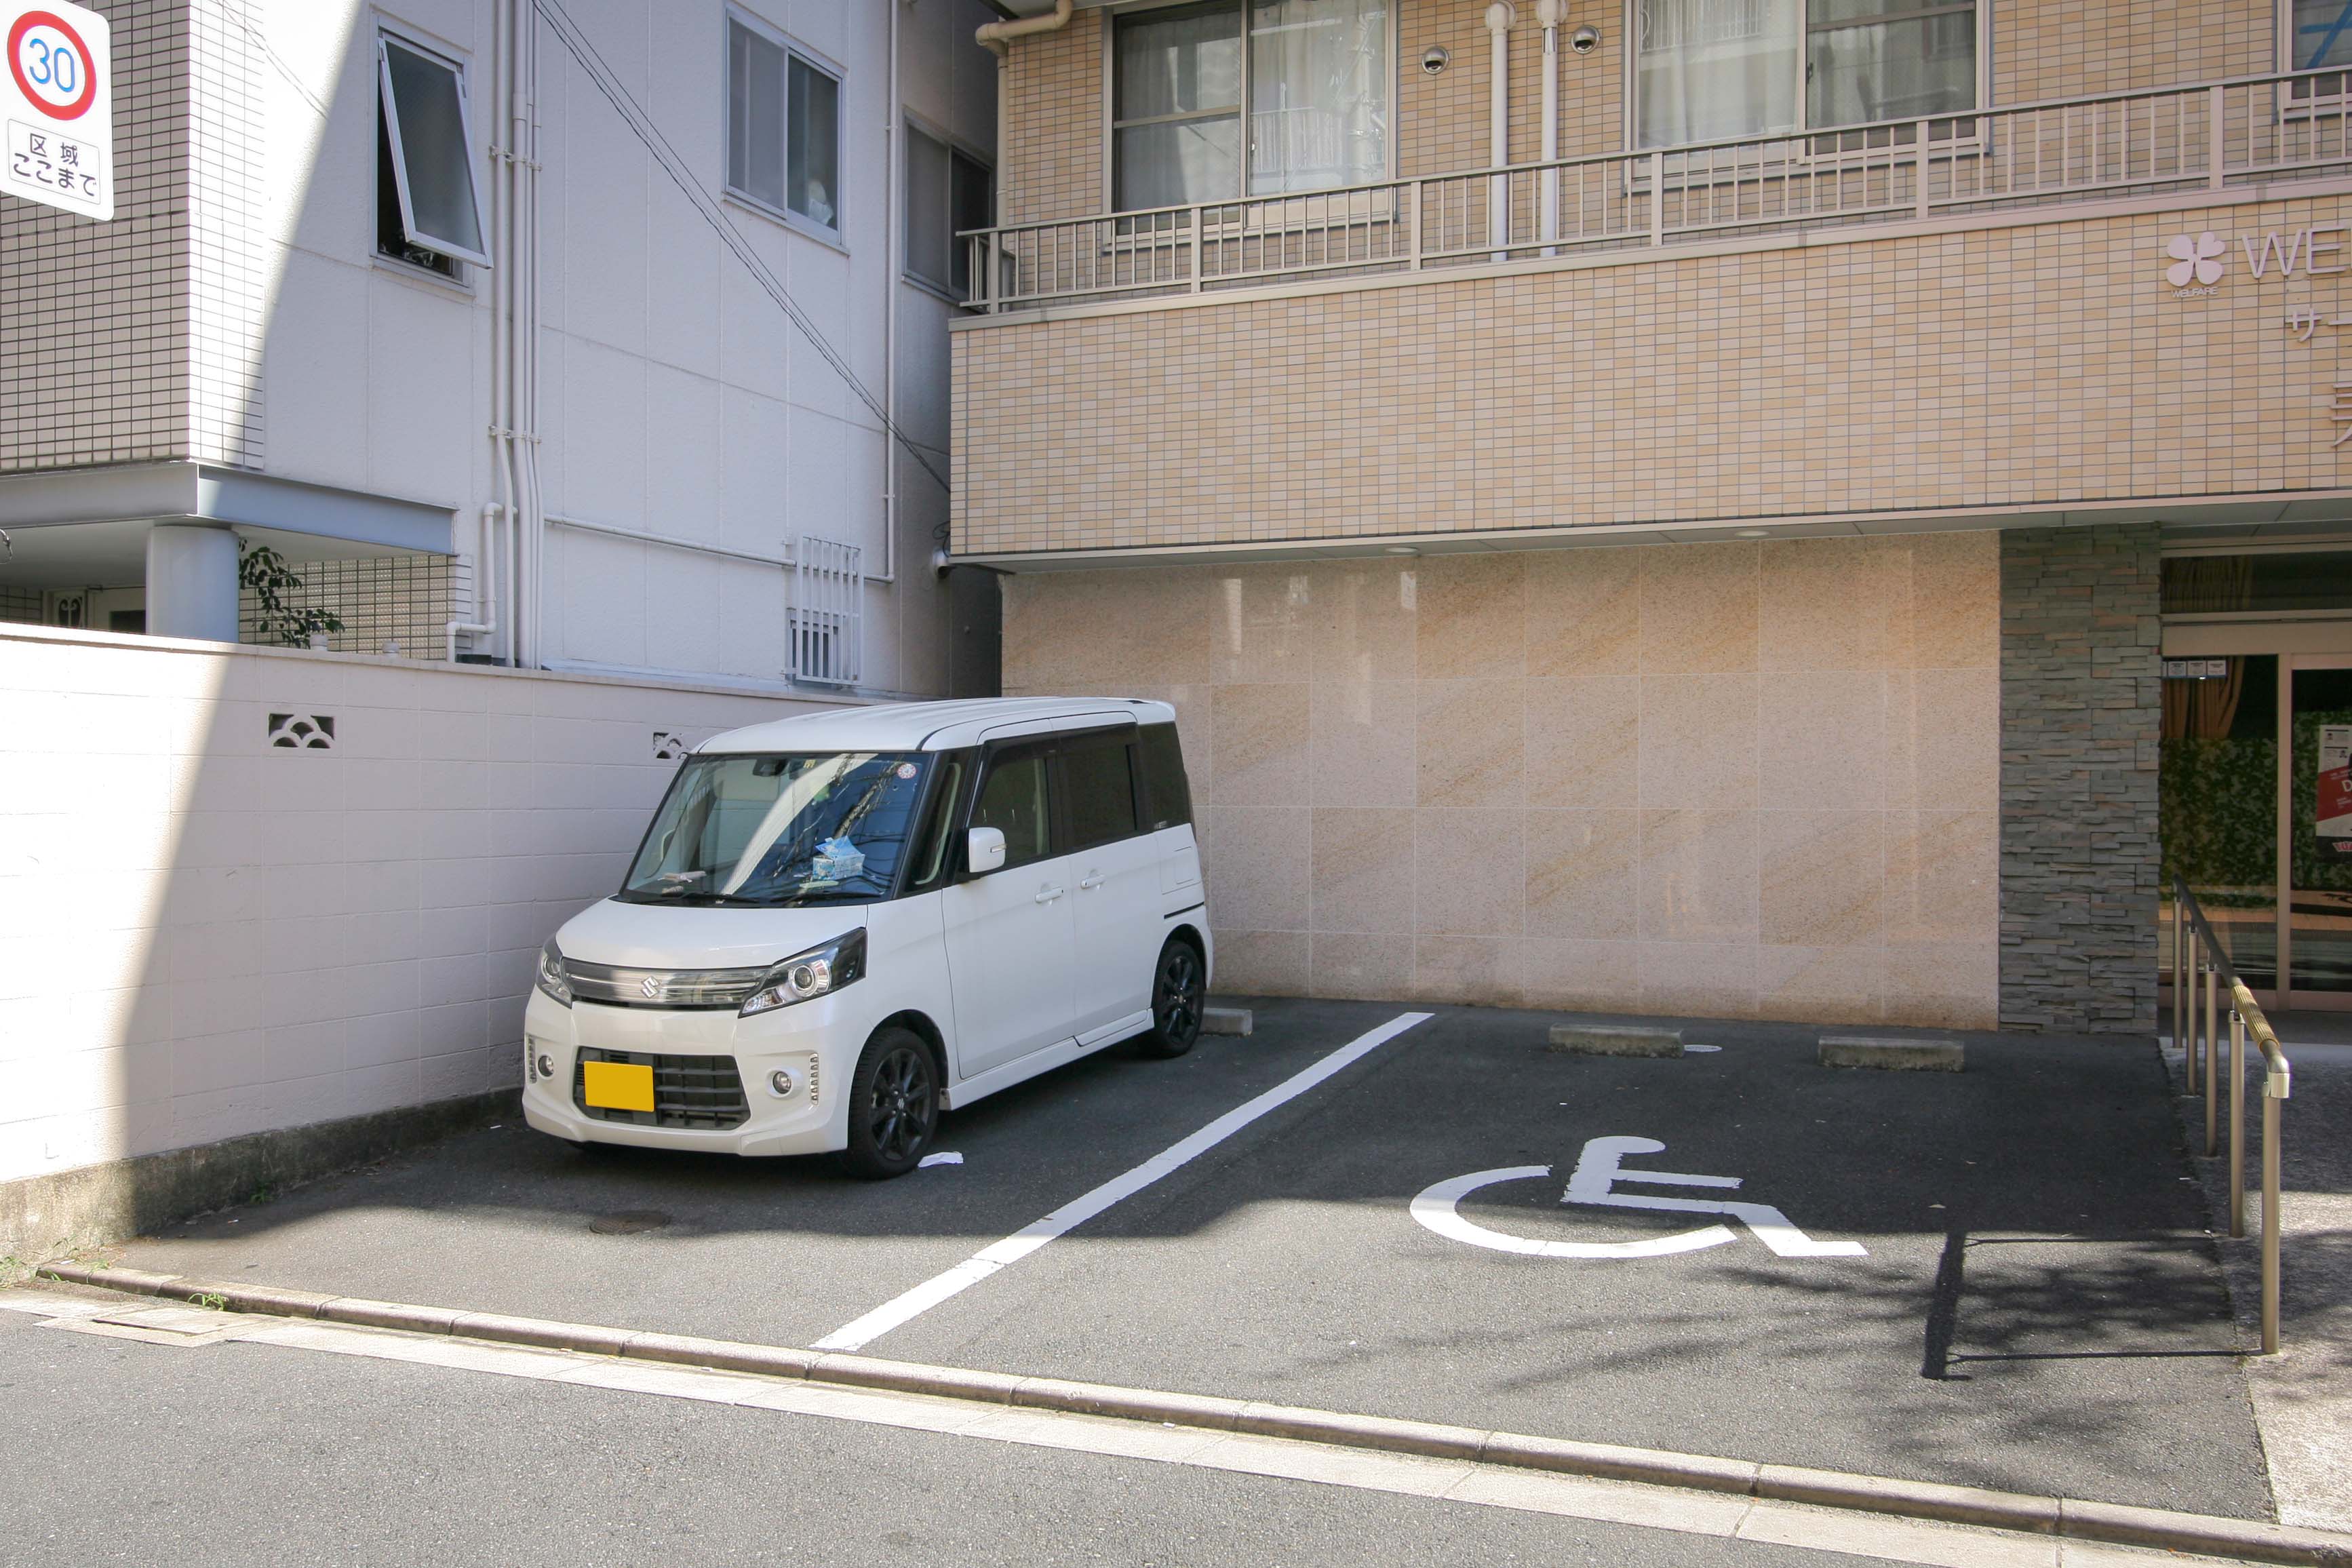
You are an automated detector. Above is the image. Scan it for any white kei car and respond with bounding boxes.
[522,697,1211,1177]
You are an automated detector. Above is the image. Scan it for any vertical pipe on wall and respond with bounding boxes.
[518,0,544,668]
[977,0,1074,222]
[880,0,901,587]
[1536,0,1560,252]
[1486,1,1514,258]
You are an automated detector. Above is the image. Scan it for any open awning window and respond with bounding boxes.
[378,35,491,268]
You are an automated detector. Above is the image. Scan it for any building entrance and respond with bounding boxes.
[2163,591,2352,1009]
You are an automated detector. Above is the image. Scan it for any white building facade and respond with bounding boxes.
[2,0,1000,697]
[0,0,1003,1253]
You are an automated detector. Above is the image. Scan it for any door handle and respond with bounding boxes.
[1079,874,1104,890]
[1036,885,1065,903]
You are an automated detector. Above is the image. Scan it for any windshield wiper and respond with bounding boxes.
[627,889,773,907]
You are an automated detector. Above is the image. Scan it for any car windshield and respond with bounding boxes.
[619,751,929,907]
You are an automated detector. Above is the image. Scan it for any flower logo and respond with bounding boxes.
[2165,231,2226,288]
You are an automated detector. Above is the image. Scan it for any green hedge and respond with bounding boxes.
[2160,737,2274,905]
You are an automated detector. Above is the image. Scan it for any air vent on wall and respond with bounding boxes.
[267,713,336,749]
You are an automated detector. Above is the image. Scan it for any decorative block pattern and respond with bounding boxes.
[1998,524,2161,1035]
[1002,533,2001,1028]
[956,193,2352,557]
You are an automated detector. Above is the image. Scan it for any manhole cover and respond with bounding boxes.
[589,1210,671,1236]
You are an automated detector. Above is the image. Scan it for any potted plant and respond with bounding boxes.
[238,541,345,650]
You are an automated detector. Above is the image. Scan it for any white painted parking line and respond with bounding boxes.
[812,1011,1435,1353]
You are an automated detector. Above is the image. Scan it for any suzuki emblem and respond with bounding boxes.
[640,976,661,999]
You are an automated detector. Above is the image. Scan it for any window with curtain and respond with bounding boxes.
[1112,0,1388,210]
[2295,0,2352,68]
[726,12,843,234]
[1634,0,1974,149]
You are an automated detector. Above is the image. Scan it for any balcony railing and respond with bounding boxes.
[961,68,2352,314]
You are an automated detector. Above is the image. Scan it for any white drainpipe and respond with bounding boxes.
[976,0,1075,219]
[880,0,903,585]
[515,0,544,668]
[1537,0,1561,252]
[447,502,500,663]
[1487,1,1516,258]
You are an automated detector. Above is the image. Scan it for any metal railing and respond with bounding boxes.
[964,67,2352,313]
[2170,876,2294,1353]
[787,535,863,689]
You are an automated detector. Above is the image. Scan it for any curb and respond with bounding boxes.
[34,1261,2352,1567]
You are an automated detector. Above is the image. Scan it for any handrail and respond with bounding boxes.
[2169,876,2292,1353]
[961,65,2352,313]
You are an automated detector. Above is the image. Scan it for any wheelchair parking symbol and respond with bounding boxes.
[1409,1135,1867,1260]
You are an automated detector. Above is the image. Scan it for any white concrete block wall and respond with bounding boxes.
[0,624,839,1189]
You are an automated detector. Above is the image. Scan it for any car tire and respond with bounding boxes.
[841,1027,941,1180]
[1137,936,1206,1059]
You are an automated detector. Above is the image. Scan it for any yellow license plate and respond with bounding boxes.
[581,1060,655,1112]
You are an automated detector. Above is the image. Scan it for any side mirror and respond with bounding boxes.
[966,825,1006,875]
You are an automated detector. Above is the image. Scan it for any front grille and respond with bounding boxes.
[564,959,769,1009]
[574,1047,750,1131]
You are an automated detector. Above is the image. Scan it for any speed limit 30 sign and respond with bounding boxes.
[2,1,111,220]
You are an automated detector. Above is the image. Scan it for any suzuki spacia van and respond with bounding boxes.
[521,698,1210,1177]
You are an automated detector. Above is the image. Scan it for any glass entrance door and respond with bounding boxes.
[2161,654,2279,998]
[2287,655,2352,1000]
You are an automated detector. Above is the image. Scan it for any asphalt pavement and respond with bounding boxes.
[0,1306,1915,1568]
[104,998,2268,1523]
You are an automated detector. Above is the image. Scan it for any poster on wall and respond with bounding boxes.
[2319,725,2352,852]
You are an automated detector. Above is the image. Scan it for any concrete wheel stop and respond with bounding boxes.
[1818,1036,1965,1072]
[1548,1023,1683,1058]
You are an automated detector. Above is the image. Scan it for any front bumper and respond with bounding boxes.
[520,989,852,1156]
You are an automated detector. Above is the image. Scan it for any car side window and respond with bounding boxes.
[903,758,966,892]
[971,748,1053,871]
[1137,722,1193,830]
[1060,737,1139,852]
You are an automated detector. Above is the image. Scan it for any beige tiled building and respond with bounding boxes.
[954,0,2352,1032]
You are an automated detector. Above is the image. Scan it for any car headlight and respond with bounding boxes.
[741,928,866,1017]
[535,939,573,1007]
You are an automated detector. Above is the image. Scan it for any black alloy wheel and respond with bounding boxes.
[842,1027,940,1179]
[1139,937,1205,1059]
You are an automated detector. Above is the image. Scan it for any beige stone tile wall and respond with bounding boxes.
[955,192,2352,556]
[1002,534,1999,1027]
[1993,1,2273,104]
[1004,8,1105,225]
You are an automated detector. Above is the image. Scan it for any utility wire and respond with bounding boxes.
[210,0,330,121]
[533,0,950,494]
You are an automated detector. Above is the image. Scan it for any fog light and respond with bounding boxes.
[768,1068,797,1098]
[537,1054,554,1080]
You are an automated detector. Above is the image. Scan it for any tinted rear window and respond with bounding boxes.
[1062,739,1139,850]
[1138,722,1192,829]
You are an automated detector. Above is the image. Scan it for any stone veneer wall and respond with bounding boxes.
[1003,534,2001,1027]
[1997,525,2162,1034]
